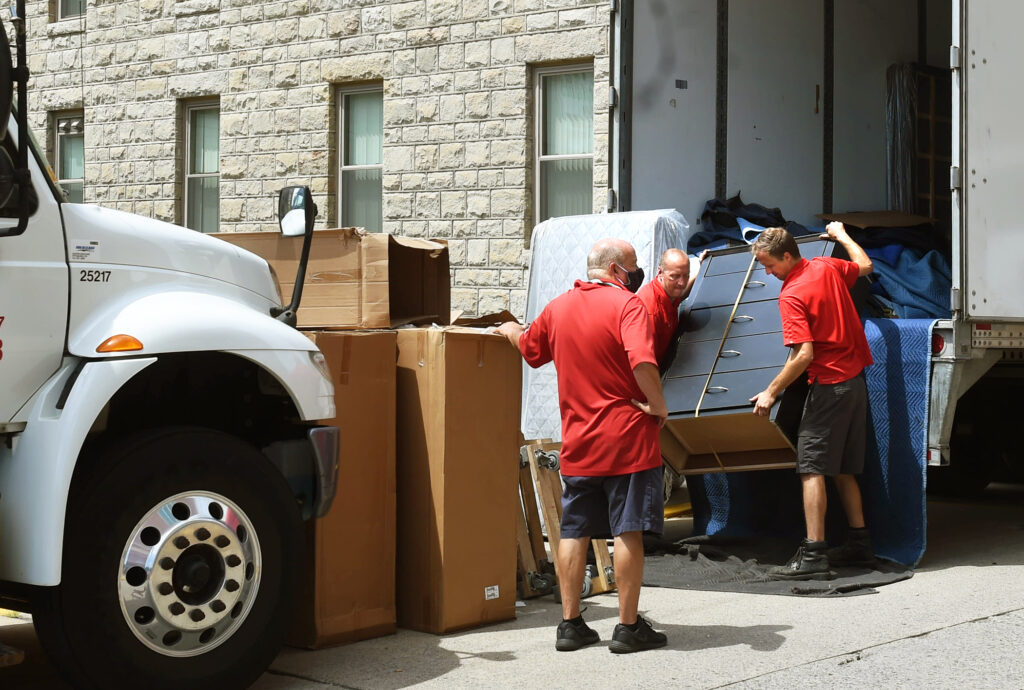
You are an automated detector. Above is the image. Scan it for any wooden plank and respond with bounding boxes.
[519,463,546,562]
[525,441,617,598]
[590,538,615,594]
[516,505,543,598]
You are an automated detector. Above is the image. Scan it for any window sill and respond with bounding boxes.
[47,19,85,37]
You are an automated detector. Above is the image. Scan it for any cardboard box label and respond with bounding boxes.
[484,586,500,601]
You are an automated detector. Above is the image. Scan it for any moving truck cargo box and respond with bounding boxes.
[395,327,522,634]
[289,330,398,649]
[215,229,450,329]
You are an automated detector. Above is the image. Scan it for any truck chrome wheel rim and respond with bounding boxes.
[118,491,262,657]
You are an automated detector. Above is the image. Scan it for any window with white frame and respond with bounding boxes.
[536,66,594,225]
[337,87,383,233]
[58,0,85,20]
[185,102,219,233]
[55,112,84,203]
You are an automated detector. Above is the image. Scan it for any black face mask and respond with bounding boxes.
[615,263,645,293]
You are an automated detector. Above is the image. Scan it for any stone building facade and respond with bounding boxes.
[24,0,612,317]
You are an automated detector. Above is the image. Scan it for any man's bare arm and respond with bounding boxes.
[825,221,873,276]
[749,342,813,416]
[631,362,668,427]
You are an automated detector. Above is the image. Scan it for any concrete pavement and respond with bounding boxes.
[5,484,1024,689]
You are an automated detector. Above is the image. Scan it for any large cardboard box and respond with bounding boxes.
[289,330,397,649]
[216,229,450,330]
[394,327,522,634]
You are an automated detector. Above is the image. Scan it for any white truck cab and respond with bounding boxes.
[0,5,339,687]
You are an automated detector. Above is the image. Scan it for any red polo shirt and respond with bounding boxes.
[779,257,873,384]
[520,280,661,477]
[637,278,681,364]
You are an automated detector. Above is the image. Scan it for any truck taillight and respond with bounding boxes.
[931,333,945,354]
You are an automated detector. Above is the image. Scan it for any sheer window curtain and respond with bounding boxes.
[58,123,84,203]
[541,71,593,221]
[343,92,383,233]
[188,108,220,233]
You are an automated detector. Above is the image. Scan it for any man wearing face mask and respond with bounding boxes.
[497,238,669,654]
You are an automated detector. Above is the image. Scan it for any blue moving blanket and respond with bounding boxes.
[690,318,933,567]
[866,245,952,319]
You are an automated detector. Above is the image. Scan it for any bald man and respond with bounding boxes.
[636,248,704,366]
[497,238,669,654]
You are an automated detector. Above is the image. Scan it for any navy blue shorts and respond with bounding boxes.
[560,465,665,539]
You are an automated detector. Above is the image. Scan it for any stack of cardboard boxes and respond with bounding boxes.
[217,229,522,642]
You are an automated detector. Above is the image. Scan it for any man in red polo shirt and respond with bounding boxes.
[497,238,669,654]
[749,222,876,579]
[636,248,705,367]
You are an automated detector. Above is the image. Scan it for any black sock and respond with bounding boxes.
[564,614,583,625]
[622,620,639,631]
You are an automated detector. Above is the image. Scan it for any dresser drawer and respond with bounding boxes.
[712,333,790,373]
[664,339,722,379]
[696,367,780,413]
[703,249,755,277]
[681,300,782,343]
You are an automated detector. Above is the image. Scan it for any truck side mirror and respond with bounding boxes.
[271,185,318,326]
[278,185,317,237]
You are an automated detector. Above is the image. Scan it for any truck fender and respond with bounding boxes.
[0,357,157,586]
[67,289,316,360]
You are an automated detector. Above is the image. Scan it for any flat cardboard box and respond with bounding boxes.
[289,330,397,648]
[215,229,450,330]
[394,327,522,634]
[660,413,796,475]
[817,210,934,229]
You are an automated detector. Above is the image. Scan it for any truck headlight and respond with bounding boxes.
[309,351,331,381]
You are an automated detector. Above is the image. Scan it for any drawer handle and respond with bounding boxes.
[706,386,729,393]
[720,350,741,358]
[746,280,767,289]
[732,315,753,323]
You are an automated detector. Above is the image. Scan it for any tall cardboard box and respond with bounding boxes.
[395,328,522,634]
[289,331,397,648]
[215,229,450,329]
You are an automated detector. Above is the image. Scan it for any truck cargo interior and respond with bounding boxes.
[619,0,1024,563]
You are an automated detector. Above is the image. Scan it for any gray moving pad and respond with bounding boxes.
[642,536,913,597]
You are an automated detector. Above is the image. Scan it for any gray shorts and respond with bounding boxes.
[560,465,665,539]
[797,374,867,476]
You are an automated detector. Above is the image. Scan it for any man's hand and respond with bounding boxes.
[749,389,776,417]
[823,220,849,241]
[495,321,524,350]
[631,398,667,428]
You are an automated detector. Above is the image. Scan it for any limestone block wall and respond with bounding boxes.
[22,0,611,317]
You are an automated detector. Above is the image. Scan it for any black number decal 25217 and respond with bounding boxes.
[79,270,111,283]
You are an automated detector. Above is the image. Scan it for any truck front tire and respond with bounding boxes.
[32,427,302,690]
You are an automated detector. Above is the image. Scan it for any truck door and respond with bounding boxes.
[959,2,1024,321]
[0,128,69,422]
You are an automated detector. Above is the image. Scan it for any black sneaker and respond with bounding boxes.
[767,539,835,580]
[826,528,876,567]
[555,616,600,651]
[609,615,667,654]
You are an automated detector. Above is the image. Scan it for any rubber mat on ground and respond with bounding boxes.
[642,535,913,597]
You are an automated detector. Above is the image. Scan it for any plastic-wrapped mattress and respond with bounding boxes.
[521,209,691,442]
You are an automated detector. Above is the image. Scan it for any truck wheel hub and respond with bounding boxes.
[118,491,262,657]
